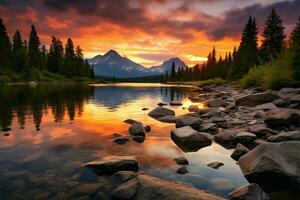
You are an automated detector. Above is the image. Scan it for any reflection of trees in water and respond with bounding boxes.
[0,85,94,132]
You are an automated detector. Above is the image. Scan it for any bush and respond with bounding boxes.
[242,51,294,90]
[198,78,226,86]
[0,75,11,83]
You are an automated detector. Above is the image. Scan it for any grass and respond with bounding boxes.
[168,78,226,86]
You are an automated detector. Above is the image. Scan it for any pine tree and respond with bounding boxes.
[260,9,286,62]
[170,62,176,82]
[64,38,75,77]
[12,30,27,72]
[47,36,64,73]
[0,18,12,72]
[291,17,300,80]
[40,45,47,70]
[290,17,300,48]
[28,25,41,69]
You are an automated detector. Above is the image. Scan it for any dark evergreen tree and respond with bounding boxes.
[47,36,64,73]
[40,45,47,70]
[260,9,285,62]
[170,62,176,81]
[290,17,300,48]
[64,38,75,77]
[12,30,27,72]
[291,17,300,80]
[28,25,41,69]
[0,18,12,72]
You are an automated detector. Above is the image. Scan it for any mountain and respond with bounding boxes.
[88,50,187,78]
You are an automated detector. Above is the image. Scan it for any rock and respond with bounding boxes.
[93,191,107,200]
[264,109,300,127]
[254,139,269,146]
[129,122,145,136]
[290,95,300,104]
[254,102,277,110]
[235,92,281,107]
[278,88,300,98]
[175,116,202,130]
[28,81,38,87]
[206,99,229,108]
[157,102,168,106]
[201,86,215,92]
[84,156,139,174]
[254,111,264,118]
[267,131,300,142]
[273,99,287,107]
[170,101,183,106]
[231,143,250,161]
[113,137,130,145]
[4,133,10,136]
[111,173,225,200]
[157,115,177,123]
[112,133,122,138]
[199,122,217,134]
[148,107,175,119]
[132,136,145,143]
[207,161,224,169]
[174,157,189,165]
[171,126,212,152]
[188,105,200,112]
[70,183,103,196]
[142,108,149,111]
[144,125,151,133]
[239,141,300,189]
[248,124,278,138]
[50,191,68,200]
[229,183,270,200]
[210,178,234,190]
[214,130,236,146]
[124,119,136,124]
[112,171,137,182]
[233,132,256,144]
[177,166,189,174]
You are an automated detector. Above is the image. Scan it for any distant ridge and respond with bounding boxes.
[88,50,187,78]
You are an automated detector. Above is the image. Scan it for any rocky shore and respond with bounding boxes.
[84,85,300,200]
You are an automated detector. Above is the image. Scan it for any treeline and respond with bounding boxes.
[0,18,95,82]
[163,9,300,87]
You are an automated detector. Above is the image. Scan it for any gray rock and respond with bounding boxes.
[129,122,145,136]
[264,109,300,127]
[148,107,175,119]
[229,183,270,200]
[248,124,278,138]
[175,116,202,130]
[254,102,277,110]
[214,130,236,146]
[177,166,189,174]
[112,171,137,182]
[235,92,281,107]
[207,161,224,169]
[132,136,145,143]
[231,143,250,161]
[111,174,225,200]
[171,126,212,152]
[290,95,300,104]
[157,115,177,123]
[84,156,139,174]
[233,132,256,144]
[239,141,300,189]
[170,101,183,106]
[273,99,287,107]
[174,157,189,165]
[113,137,130,145]
[206,99,229,108]
[267,131,300,142]
[188,105,200,112]
[112,133,123,138]
[144,125,151,133]
[29,81,38,87]
[124,119,136,125]
[278,88,300,98]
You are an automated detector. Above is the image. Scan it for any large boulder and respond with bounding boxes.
[129,122,145,136]
[148,107,175,119]
[214,130,237,146]
[235,92,281,107]
[248,124,278,138]
[264,109,300,127]
[205,99,229,108]
[84,156,139,174]
[175,116,202,130]
[239,141,300,189]
[290,95,300,104]
[171,126,212,152]
[231,143,250,161]
[229,183,270,200]
[267,131,300,142]
[254,102,277,110]
[233,132,256,144]
[112,173,225,200]
[157,115,177,123]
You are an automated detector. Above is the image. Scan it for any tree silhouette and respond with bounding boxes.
[0,18,12,72]
[28,25,41,69]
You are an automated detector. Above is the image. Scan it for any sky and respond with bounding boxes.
[1,0,300,67]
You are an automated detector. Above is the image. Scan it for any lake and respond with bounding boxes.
[0,83,248,199]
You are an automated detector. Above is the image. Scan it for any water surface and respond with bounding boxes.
[0,83,248,199]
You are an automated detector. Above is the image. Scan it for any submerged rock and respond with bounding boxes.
[170,101,183,106]
[84,156,139,174]
[177,166,189,174]
[267,131,300,142]
[175,116,202,130]
[157,115,177,123]
[229,183,270,200]
[148,107,175,119]
[157,102,168,106]
[171,126,212,152]
[235,92,281,107]
[124,119,136,125]
[207,161,224,169]
[231,143,250,161]
[144,125,151,133]
[111,173,225,200]
[129,122,145,136]
[239,141,300,189]
[264,109,300,127]
[174,157,189,165]
[113,137,130,145]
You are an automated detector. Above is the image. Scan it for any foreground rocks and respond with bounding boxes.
[171,126,212,152]
[229,183,270,200]
[235,92,282,107]
[230,143,249,161]
[84,156,139,174]
[129,122,145,136]
[148,107,175,119]
[267,131,300,142]
[239,141,300,189]
[112,173,225,200]
[264,108,300,127]
[175,116,202,130]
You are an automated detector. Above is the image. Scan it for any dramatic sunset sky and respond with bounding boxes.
[1,0,300,67]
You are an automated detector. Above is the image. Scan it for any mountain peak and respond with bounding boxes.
[104,49,121,58]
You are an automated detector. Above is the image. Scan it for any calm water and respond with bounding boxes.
[0,83,248,199]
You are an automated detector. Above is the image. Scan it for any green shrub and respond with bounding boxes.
[198,77,226,86]
[0,75,11,83]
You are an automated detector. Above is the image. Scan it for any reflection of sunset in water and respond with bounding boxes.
[0,84,248,199]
